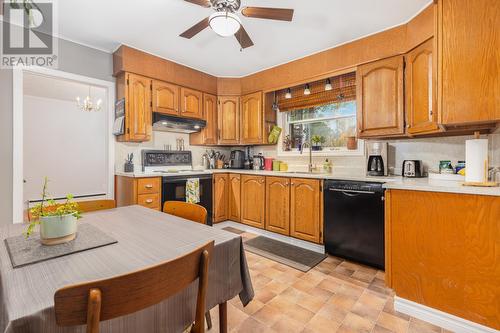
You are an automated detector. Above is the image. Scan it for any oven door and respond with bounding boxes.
[162,174,213,226]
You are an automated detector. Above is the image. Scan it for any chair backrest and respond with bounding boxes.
[54,241,214,333]
[163,201,208,225]
[26,199,116,221]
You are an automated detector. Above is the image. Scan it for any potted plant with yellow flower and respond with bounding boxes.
[26,178,82,245]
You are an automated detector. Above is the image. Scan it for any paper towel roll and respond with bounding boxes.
[465,139,489,183]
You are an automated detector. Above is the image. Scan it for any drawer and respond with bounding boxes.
[137,177,161,195]
[137,193,160,210]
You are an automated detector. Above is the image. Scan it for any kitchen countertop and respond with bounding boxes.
[116,169,500,196]
[383,177,500,197]
[115,169,397,182]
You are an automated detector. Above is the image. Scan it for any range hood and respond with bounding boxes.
[152,113,206,134]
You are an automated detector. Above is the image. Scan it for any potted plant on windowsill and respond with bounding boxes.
[25,178,82,245]
[311,135,325,151]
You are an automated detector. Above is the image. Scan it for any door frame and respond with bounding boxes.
[12,66,116,223]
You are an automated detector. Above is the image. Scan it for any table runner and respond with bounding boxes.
[0,205,254,332]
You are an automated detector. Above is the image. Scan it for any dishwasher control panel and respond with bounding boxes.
[325,180,384,193]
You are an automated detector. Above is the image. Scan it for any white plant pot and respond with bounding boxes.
[40,214,77,245]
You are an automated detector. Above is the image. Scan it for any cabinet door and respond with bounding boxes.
[357,55,405,138]
[290,178,320,243]
[406,38,439,135]
[127,73,152,142]
[438,0,500,124]
[152,80,179,116]
[228,174,241,222]
[388,190,500,330]
[203,94,218,145]
[180,87,203,119]
[240,92,263,144]
[213,174,228,223]
[218,96,240,145]
[241,175,265,229]
[265,177,290,236]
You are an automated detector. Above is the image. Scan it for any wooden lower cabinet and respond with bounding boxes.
[213,174,229,223]
[228,174,241,222]
[265,177,290,236]
[386,189,500,330]
[115,176,161,210]
[240,175,265,229]
[290,178,321,243]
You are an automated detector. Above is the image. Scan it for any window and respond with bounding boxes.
[282,101,357,151]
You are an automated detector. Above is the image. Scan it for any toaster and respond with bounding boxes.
[402,160,424,178]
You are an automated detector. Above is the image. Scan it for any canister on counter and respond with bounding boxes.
[279,162,288,172]
[272,160,281,171]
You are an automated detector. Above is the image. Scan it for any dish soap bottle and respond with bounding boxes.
[323,159,332,174]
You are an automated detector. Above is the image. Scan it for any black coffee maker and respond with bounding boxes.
[229,150,245,169]
[366,142,387,176]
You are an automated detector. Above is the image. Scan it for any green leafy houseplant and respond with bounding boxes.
[25,177,82,238]
[311,135,325,151]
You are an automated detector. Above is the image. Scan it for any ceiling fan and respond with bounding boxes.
[180,0,294,49]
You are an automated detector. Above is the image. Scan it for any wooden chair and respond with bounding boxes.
[162,201,217,330]
[163,201,208,225]
[54,241,214,333]
[27,199,116,221]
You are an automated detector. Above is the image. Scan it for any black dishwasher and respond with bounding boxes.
[323,180,385,269]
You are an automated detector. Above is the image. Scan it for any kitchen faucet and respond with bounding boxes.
[300,139,313,173]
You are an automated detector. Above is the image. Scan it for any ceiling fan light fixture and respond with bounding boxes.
[209,11,241,37]
[304,84,311,95]
[324,78,332,91]
[285,88,292,99]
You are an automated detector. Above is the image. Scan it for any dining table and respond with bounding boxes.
[0,205,254,333]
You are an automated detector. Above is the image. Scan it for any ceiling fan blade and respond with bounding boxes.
[235,25,254,49]
[241,7,294,21]
[184,0,211,8]
[179,17,210,39]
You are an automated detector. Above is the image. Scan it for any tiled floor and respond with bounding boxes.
[206,231,451,333]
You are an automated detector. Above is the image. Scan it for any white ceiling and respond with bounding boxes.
[24,73,106,103]
[58,0,432,77]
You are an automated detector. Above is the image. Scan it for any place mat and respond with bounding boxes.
[4,223,118,268]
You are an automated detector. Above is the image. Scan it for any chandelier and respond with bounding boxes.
[76,86,102,112]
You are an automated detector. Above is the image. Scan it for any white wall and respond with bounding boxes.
[23,95,108,202]
[0,38,114,226]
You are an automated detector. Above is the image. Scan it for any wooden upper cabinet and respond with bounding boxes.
[240,175,265,229]
[406,38,440,135]
[228,174,241,222]
[240,92,263,144]
[152,80,179,116]
[180,87,203,119]
[213,173,229,223]
[357,55,405,138]
[190,93,217,145]
[438,0,500,125]
[265,177,290,236]
[218,96,240,145]
[290,178,321,243]
[126,73,152,142]
[202,94,218,145]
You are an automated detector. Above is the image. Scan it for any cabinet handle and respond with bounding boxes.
[145,184,153,189]
[285,182,289,186]
[145,199,153,204]
[291,182,295,186]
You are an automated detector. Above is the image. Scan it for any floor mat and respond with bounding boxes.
[244,236,326,272]
[222,226,245,234]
